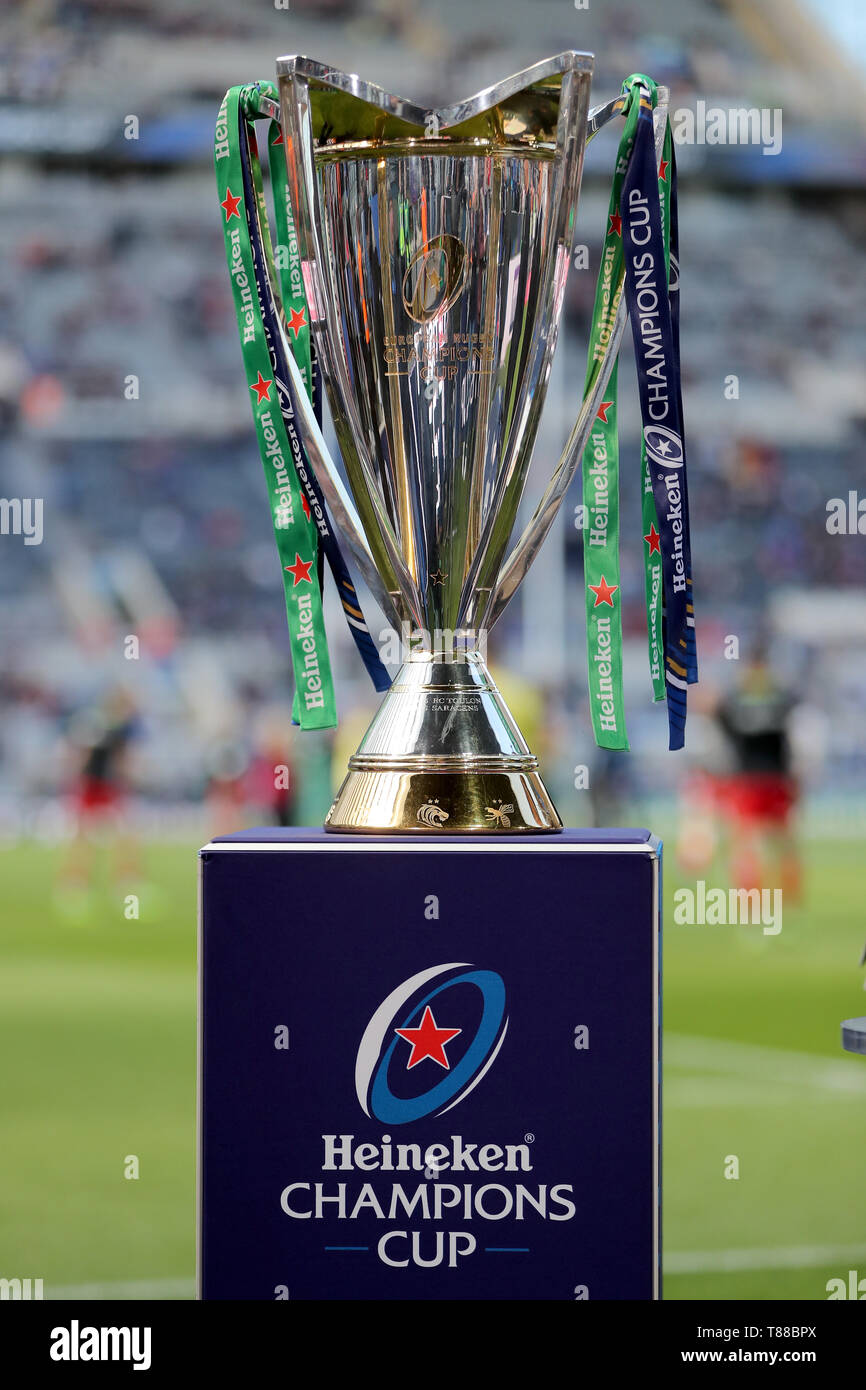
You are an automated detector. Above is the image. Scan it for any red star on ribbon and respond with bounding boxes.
[608,210,622,237]
[643,523,661,555]
[395,1006,462,1071]
[300,494,311,521]
[249,371,272,404]
[221,187,242,221]
[596,401,614,424]
[658,157,670,182]
[284,553,313,586]
[589,575,619,608]
[287,305,307,338]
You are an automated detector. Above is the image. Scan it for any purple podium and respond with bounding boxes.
[198,829,661,1300]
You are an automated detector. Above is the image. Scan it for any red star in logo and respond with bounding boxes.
[658,157,670,182]
[300,493,311,521]
[643,523,661,555]
[287,305,307,338]
[271,129,284,146]
[608,210,622,237]
[589,575,619,608]
[249,371,272,405]
[395,1006,462,1071]
[596,400,614,424]
[284,553,313,586]
[220,187,241,221]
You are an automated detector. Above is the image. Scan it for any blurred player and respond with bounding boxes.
[245,706,299,827]
[60,687,142,909]
[714,655,801,900]
[204,734,249,837]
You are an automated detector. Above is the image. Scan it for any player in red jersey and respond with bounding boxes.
[714,656,801,900]
[60,688,141,911]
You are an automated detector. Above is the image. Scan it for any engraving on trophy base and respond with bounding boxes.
[325,766,562,834]
[324,652,562,833]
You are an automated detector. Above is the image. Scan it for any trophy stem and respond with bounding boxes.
[325,650,562,834]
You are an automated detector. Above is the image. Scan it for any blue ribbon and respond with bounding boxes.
[667,143,698,687]
[621,94,695,749]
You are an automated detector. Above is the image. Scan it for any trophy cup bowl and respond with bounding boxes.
[274,53,662,833]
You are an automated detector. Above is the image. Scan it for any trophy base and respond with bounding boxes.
[324,651,563,834]
[325,765,562,834]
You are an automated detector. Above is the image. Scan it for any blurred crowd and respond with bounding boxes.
[1,0,865,839]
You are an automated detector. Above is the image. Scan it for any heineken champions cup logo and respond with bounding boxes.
[281,959,576,1269]
[401,235,468,323]
[642,423,684,469]
[355,963,508,1125]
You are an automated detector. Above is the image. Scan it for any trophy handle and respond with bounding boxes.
[276,323,405,631]
[243,100,404,629]
[482,87,670,633]
[278,63,427,630]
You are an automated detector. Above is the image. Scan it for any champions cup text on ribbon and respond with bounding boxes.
[581,74,696,751]
[215,82,389,731]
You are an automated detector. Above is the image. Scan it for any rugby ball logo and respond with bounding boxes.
[355,963,508,1126]
[643,423,684,469]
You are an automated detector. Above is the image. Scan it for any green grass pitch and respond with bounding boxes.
[0,837,864,1300]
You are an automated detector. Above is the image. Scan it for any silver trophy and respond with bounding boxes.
[268,52,667,832]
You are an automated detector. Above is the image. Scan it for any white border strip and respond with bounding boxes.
[196,853,203,1302]
[201,839,659,854]
[653,853,660,1301]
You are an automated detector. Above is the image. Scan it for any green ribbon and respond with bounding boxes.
[581,74,669,749]
[215,83,337,729]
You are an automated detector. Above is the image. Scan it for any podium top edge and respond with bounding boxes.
[201,828,660,854]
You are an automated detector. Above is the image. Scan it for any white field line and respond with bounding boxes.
[46,1277,194,1300]
[665,1032,866,1106]
[665,1244,866,1275]
[46,1245,866,1295]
